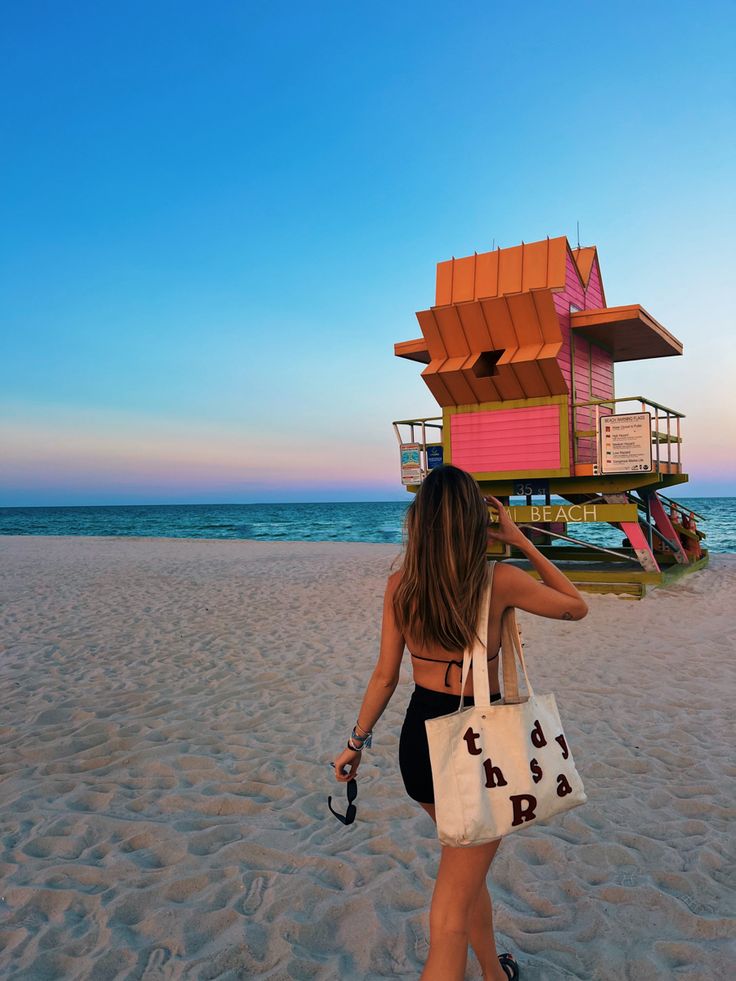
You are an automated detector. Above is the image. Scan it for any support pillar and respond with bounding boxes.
[645,492,689,565]
[619,521,660,573]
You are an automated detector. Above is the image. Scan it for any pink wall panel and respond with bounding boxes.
[549,249,615,466]
[553,292,573,392]
[591,344,614,398]
[574,338,591,398]
[588,343,614,461]
[565,253,586,308]
[585,257,605,308]
[573,336,595,462]
[553,262,585,460]
[451,405,561,472]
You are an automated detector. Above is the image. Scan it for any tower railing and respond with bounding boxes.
[392,417,443,480]
[572,395,684,474]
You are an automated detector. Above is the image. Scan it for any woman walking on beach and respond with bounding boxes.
[331,465,588,981]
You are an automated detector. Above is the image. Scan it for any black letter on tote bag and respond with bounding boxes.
[483,758,508,789]
[556,774,573,797]
[510,794,538,826]
[463,727,482,756]
[530,720,547,748]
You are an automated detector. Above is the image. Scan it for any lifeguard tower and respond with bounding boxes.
[393,235,707,598]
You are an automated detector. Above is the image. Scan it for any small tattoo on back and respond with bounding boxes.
[561,612,574,620]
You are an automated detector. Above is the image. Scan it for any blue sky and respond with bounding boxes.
[1,0,734,504]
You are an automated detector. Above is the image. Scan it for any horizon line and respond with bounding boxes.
[0,494,727,510]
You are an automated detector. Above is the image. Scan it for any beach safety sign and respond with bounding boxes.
[599,412,653,474]
[400,443,422,485]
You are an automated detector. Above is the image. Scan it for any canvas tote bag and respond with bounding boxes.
[425,561,587,847]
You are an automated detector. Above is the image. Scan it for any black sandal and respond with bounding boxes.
[498,952,520,979]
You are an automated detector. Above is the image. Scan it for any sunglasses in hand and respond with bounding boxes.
[328,767,358,825]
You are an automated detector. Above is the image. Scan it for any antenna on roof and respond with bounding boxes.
[492,238,495,250]
[576,221,580,249]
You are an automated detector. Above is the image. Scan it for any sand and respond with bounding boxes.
[0,535,734,980]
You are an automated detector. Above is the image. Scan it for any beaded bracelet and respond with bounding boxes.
[348,734,371,749]
[348,724,373,751]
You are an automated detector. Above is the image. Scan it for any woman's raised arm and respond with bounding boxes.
[486,495,589,621]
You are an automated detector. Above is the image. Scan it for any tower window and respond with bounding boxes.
[472,350,503,378]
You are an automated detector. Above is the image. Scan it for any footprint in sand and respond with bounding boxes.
[676,893,717,916]
[613,865,643,887]
[407,919,429,960]
[242,874,267,914]
[187,826,241,856]
[142,946,175,979]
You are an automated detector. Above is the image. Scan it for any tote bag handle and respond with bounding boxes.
[457,563,536,709]
[500,607,535,703]
[458,562,494,710]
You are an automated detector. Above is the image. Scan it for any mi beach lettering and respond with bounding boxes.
[504,503,640,524]
[508,504,598,523]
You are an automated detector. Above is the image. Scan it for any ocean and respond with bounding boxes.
[0,498,734,553]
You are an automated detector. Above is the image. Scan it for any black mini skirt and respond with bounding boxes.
[398,684,503,805]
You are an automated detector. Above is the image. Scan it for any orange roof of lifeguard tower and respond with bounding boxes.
[395,235,682,408]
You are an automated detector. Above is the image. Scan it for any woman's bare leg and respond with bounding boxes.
[469,882,508,980]
[418,803,507,981]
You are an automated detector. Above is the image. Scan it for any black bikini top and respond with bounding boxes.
[409,648,500,688]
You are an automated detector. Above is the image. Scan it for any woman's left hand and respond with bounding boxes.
[332,747,362,783]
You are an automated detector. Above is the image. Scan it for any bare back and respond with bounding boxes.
[393,563,506,698]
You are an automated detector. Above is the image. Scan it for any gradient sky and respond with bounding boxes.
[2,1,735,505]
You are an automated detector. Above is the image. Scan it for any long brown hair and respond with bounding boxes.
[392,464,490,653]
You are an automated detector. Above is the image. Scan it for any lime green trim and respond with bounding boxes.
[559,401,570,473]
[472,467,569,480]
[447,394,567,414]
[442,407,452,463]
